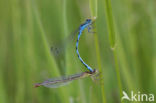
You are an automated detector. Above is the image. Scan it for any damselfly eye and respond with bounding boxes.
[86,19,91,22]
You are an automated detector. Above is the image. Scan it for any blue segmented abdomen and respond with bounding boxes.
[76,28,94,72]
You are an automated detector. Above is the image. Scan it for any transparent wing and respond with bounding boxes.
[42,78,72,88]
[50,19,96,57]
[51,28,79,57]
[35,72,89,88]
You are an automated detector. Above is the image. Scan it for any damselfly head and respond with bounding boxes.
[85,17,97,26]
[90,69,103,83]
[85,19,92,24]
[93,69,99,74]
[87,69,99,75]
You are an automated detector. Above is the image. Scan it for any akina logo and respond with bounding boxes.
[122,91,154,102]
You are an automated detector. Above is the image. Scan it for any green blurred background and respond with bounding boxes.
[0,0,156,103]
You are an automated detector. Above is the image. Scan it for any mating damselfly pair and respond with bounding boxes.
[35,17,99,88]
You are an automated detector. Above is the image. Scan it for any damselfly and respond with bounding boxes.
[35,17,99,88]
[51,17,96,72]
[35,69,98,88]
[76,17,96,72]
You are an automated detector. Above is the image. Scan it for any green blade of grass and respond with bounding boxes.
[103,0,123,102]
[90,0,107,103]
